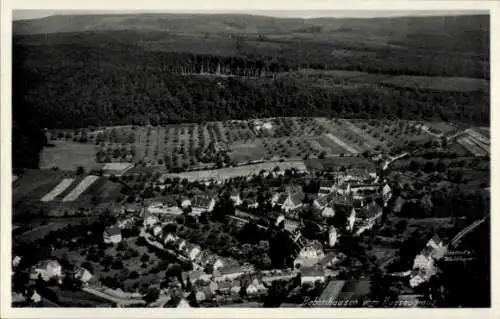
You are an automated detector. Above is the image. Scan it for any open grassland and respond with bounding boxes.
[40,140,100,171]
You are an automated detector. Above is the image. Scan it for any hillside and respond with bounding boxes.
[12,13,490,169]
[13,14,489,58]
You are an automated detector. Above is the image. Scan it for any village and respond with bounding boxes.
[12,154,482,309]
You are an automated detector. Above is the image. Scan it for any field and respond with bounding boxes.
[46,117,450,174]
[13,170,71,206]
[40,140,100,171]
[13,170,124,217]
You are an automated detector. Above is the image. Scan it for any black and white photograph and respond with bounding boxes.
[3,1,495,315]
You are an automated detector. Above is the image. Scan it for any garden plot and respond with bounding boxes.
[62,175,100,202]
[40,178,75,202]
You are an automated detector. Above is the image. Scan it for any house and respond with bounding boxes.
[184,244,202,261]
[12,256,22,268]
[381,184,392,205]
[181,199,192,209]
[190,196,216,216]
[271,193,282,206]
[176,298,191,308]
[29,260,62,282]
[409,269,434,288]
[246,279,267,295]
[177,239,187,251]
[214,264,255,282]
[294,241,326,269]
[275,215,301,232]
[230,192,243,206]
[29,290,42,303]
[245,198,260,209]
[152,225,163,237]
[144,215,159,228]
[103,226,122,244]
[230,285,241,295]
[235,208,259,222]
[318,180,336,196]
[301,268,326,285]
[163,233,178,245]
[413,247,435,271]
[117,216,136,229]
[392,196,405,214]
[426,235,447,260]
[182,270,212,283]
[217,281,233,293]
[73,267,93,285]
[275,192,304,212]
[352,202,383,235]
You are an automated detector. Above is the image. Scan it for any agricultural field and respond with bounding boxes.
[40,140,100,171]
[47,117,459,173]
[13,170,124,216]
[13,170,71,206]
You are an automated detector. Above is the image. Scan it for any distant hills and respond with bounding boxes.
[14,13,489,57]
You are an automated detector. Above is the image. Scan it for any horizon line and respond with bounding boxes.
[13,10,489,21]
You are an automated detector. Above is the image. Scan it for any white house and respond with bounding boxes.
[275,192,304,212]
[152,225,163,237]
[426,235,447,260]
[294,241,326,269]
[186,244,202,261]
[177,239,187,251]
[190,196,216,216]
[276,215,301,232]
[382,184,392,206]
[163,233,178,245]
[328,227,338,248]
[318,180,336,196]
[29,290,42,303]
[12,256,22,268]
[74,267,93,285]
[409,268,436,288]
[103,226,122,244]
[230,192,243,206]
[413,250,435,271]
[352,202,383,235]
[181,199,192,209]
[30,260,62,282]
[144,215,159,228]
